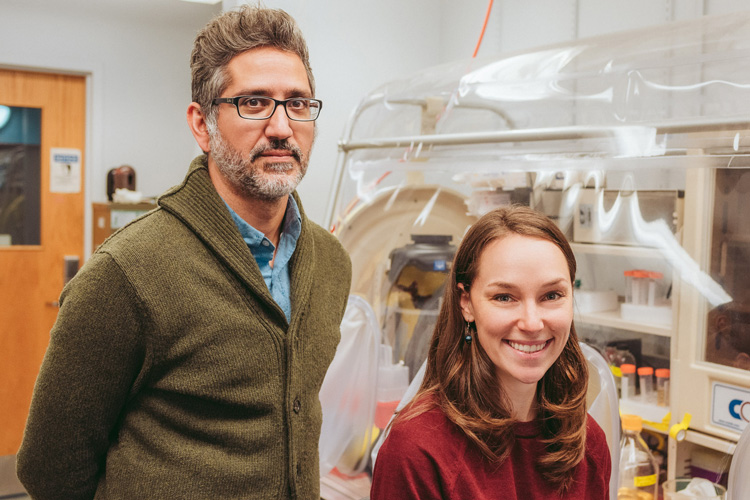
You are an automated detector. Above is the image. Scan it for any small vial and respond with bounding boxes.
[620,364,636,400]
[638,367,655,404]
[624,269,663,305]
[655,368,670,407]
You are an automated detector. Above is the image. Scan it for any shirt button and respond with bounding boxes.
[293,398,301,414]
[261,240,270,247]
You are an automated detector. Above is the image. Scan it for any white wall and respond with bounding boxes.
[467,0,750,57]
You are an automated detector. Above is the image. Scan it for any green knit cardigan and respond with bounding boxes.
[17,156,352,500]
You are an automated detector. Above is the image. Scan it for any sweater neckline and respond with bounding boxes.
[514,419,542,439]
[156,155,315,328]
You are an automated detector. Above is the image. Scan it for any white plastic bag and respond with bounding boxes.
[319,295,381,477]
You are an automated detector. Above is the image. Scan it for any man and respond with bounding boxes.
[17,6,351,500]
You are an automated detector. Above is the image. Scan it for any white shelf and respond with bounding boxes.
[683,430,737,455]
[620,398,671,424]
[575,309,673,337]
[570,242,665,259]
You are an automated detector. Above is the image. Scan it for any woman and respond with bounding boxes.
[370,205,611,499]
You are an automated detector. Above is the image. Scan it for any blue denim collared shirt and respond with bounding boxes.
[223,197,301,322]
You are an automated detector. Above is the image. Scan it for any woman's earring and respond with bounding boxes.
[464,321,473,345]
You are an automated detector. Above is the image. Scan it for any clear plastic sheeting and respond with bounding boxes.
[336,11,750,167]
[580,342,621,500]
[328,12,750,363]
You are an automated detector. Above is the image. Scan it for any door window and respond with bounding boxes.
[705,168,750,371]
[0,105,42,246]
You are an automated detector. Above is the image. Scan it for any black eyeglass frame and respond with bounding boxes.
[211,95,323,122]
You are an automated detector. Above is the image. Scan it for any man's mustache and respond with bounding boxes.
[249,140,302,163]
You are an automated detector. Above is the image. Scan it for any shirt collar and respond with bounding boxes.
[223,196,301,250]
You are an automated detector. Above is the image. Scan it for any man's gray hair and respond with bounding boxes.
[190,4,314,125]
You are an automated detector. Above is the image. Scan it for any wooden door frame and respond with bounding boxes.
[1,55,103,260]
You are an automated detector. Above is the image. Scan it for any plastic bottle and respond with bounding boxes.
[655,368,670,407]
[618,414,659,500]
[374,344,410,429]
[608,348,636,398]
[620,364,636,400]
[638,367,655,404]
[624,269,663,306]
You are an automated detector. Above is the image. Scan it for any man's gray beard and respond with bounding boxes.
[208,128,308,202]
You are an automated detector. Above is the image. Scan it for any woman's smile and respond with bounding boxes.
[505,339,552,354]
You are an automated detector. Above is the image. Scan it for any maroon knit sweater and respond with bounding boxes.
[371,396,611,500]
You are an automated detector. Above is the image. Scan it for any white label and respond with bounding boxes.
[50,148,82,193]
[711,381,750,434]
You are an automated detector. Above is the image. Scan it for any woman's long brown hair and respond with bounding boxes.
[392,205,588,493]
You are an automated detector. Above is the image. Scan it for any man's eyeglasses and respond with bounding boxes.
[212,95,322,122]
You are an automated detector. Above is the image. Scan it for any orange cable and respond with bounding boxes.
[472,0,495,58]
